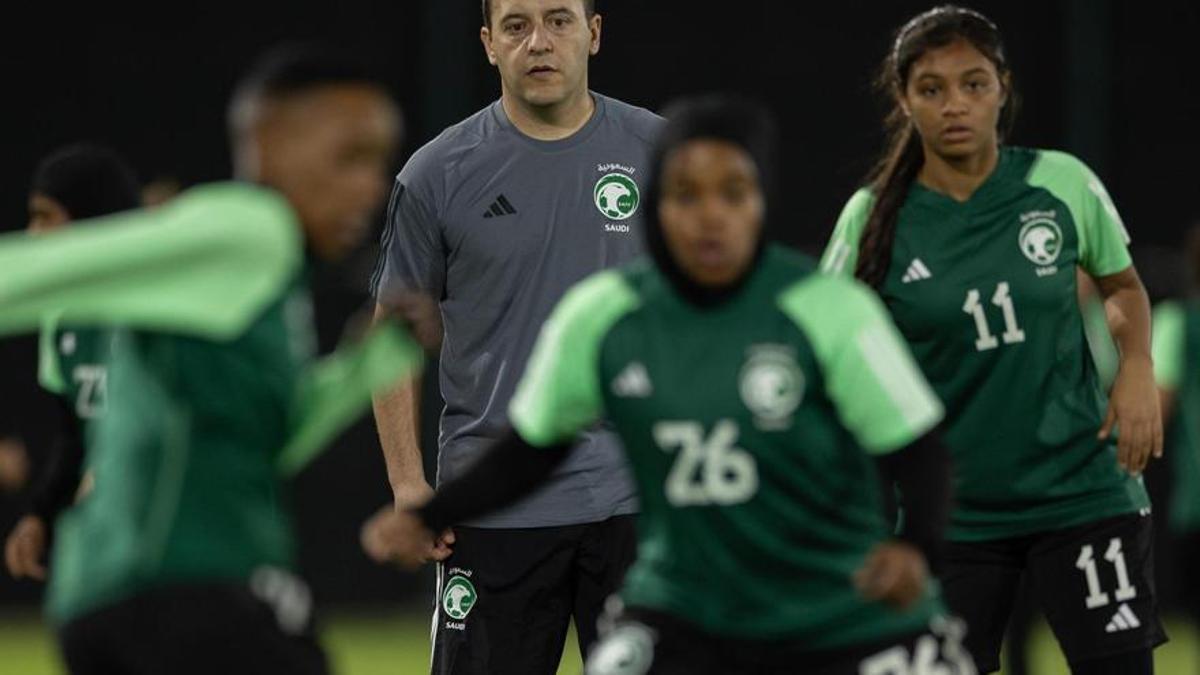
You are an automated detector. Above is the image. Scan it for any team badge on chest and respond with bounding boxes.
[594,163,641,231]
[739,345,804,430]
[1018,210,1063,276]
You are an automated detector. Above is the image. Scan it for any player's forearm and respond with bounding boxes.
[416,428,571,532]
[875,429,952,571]
[373,375,428,496]
[278,320,424,476]
[28,400,86,523]
[0,184,299,341]
[1096,268,1153,364]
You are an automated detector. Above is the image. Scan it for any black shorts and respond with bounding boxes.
[431,515,637,675]
[941,512,1166,673]
[585,606,977,675]
[59,570,328,675]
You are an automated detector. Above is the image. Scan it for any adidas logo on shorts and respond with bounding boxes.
[1105,603,1141,633]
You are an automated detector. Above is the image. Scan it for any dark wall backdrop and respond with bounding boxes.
[1,0,1197,610]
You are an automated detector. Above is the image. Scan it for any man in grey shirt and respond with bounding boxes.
[370,1,662,673]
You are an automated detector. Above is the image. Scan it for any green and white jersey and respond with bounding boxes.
[509,246,945,648]
[38,320,115,421]
[1152,300,1200,533]
[822,147,1150,542]
[0,183,423,624]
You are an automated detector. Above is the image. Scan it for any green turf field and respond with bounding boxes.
[0,611,1195,674]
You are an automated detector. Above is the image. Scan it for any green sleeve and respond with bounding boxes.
[779,275,944,453]
[278,320,425,476]
[819,188,874,276]
[1152,301,1185,391]
[509,271,640,448]
[1027,150,1132,277]
[37,315,67,395]
[0,182,301,341]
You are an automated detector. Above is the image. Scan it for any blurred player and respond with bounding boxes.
[1152,224,1200,656]
[364,95,976,675]
[5,144,141,582]
[369,0,663,670]
[822,6,1165,673]
[0,45,426,675]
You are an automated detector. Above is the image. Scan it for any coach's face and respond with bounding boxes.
[482,0,600,108]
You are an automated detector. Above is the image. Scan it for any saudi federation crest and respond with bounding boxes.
[442,576,477,621]
[594,173,640,221]
[739,346,804,429]
[1018,218,1063,266]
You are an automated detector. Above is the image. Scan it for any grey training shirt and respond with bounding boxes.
[372,93,664,527]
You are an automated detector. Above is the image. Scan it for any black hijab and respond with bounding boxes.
[31,144,141,220]
[643,95,779,307]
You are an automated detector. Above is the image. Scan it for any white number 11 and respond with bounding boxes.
[963,281,1025,352]
[1076,538,1138,610]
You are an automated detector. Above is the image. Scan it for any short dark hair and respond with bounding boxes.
[481,0,597,27]
[228,43,382,137]
[31,144,141,220]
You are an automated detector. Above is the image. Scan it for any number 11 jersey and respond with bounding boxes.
[822,147,1150,543]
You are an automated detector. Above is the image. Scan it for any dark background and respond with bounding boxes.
[1,0,1197,612]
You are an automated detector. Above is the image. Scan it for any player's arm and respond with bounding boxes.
[1095,267,1159,474]
[278,318,426,476]
[0,184,300,341]
[781,276,949,609]
[1070,157,1162,473]
[4,399,84,581]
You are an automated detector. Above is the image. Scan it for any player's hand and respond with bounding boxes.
[5,515,48,581]
[380,290,442,353]
[360,505,451,570]
[853,541,927,610]
[393,481,455,560]
[0,437,31,494]
[1100,354,1163,475]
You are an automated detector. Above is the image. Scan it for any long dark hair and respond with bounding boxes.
[855,5,1018,287]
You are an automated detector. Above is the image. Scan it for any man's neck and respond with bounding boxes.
[917,142,1000,203]
[501,87,595,141]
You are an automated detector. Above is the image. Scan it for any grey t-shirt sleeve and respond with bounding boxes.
[371,154,446,299]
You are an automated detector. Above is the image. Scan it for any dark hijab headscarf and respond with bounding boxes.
[31,144,141,220]
[643,94,779,307]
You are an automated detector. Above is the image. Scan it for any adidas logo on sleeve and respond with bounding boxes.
[900,258,933,284]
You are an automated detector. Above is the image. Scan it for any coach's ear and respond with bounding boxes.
[481,26,499,66]
[588,12,602,56]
